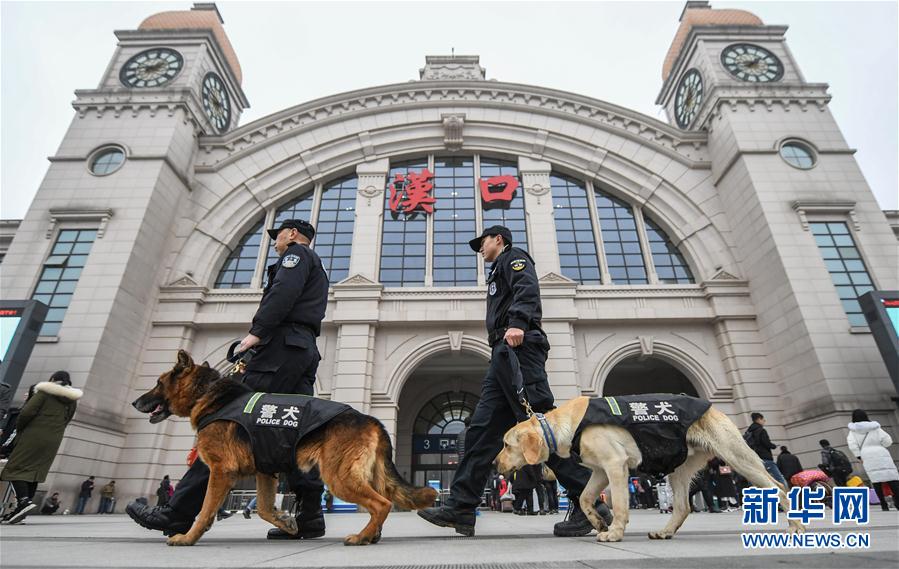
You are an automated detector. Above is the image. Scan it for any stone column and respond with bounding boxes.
[348,158,389,281]
[518,157,561,275]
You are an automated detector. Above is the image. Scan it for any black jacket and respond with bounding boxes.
[250,242,329,338]
[746,423,776,461]
[486,246,541,340]
[776,451,803,482]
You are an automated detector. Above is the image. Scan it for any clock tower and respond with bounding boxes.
[0,3,249,490]
[657,3,898,440]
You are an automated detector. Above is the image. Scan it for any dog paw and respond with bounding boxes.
[370,532,382,544]
[647,531,672,540]
[344,533,372,546]
[788,522,806,535]
[275,513,298,535]
[166,534,195,546]
[596,530,623,542]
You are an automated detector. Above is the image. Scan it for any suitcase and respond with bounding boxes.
[657,481,673,513]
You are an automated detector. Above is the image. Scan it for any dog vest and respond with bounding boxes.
[197,392,351,475]
[571,394,711,476]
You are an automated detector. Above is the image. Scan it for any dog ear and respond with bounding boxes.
[173,349,194,376]
[522,429,543,465]
[201,361,210,368]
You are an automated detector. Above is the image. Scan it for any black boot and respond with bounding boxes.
[553,495,613,537]
[125,501,193,537]
[417,505,476,537]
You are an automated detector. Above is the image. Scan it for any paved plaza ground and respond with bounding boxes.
[1,508,897,569]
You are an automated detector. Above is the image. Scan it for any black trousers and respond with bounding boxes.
[168,327,323,518]
[513,488,534,513]
[445,333,593,510]
[542,480,559,511]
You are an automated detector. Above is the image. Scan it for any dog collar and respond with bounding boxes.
[534,412,558,455]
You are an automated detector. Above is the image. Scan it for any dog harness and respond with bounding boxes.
[571,394,711,475]
[197,392,351,475]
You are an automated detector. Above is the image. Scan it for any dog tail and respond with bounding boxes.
[374,421,438,510]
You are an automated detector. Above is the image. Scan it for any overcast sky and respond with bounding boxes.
[2,1,896,219]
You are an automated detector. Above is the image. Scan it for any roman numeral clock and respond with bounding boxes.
[119,48,183,88]
[201,72,232,133]
[720,43,784,83]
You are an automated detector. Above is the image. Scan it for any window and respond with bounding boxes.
[315,176,357,284]
[380,159,429,287]
[31,229,96,336]
[643,215,694,284]
[810,222,875,327]
[551,174,601,284]
[213,175,358,289]
[432,157,477,286]
[88,146,126,175]
[480,159,527,250]
[215,219,264,289]
[780,140,816,169]
[594,190,648,284]
[413,392,478,435]
[264,192,315,270]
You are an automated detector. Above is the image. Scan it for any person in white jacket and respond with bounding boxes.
[846,409,899,511]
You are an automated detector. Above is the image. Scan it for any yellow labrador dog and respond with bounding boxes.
[496,395,804,542]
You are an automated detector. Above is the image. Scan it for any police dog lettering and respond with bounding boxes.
[133,349,437,547]
[496,395,805,542]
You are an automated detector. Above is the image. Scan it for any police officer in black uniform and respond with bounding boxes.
[417,225,611,537]
[126,219,331,540]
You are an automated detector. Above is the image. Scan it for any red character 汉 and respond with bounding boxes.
[390,169,436,214]
[479,175,519,203]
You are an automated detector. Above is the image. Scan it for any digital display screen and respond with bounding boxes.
[0,307,24,361]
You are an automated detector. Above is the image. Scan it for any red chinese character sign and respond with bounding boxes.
[479,175,519,204]
[389,169,436,215]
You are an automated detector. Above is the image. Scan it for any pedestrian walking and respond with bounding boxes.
[847,409,899,511]
[0,372,81,524]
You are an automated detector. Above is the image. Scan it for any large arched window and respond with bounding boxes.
[380,159,429,287]
[433,157,478,286]
[551,174,601,284]
[643,215,694,284]
[214,219,264,289]
[213,175,358,288]
[550,171,695,285]
[413,391,478,435]
[480,158,527,250]
[379,155,529,288]
[594,190,648,284]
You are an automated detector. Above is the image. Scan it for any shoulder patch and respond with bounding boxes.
[281,254,301,268]
[510,258,527,272]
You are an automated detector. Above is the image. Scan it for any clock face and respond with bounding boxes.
[202,72,231,133]
[120,48,183,88]
[674,69,703,129]
[720,44,784,83]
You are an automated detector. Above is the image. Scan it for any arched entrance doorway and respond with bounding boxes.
[396,350,486,494]
[602,355,700,397]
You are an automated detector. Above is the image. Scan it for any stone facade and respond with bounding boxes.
[1,2,896,508]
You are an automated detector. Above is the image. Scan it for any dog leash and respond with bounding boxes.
[501,345,559,454]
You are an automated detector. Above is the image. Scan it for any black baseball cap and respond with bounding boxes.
[469,225,513,252]
[267,219,315,241]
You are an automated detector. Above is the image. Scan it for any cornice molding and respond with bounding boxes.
[193,81,708,168]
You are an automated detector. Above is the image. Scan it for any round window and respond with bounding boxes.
[89,147,126,175]
[779,141,816,169]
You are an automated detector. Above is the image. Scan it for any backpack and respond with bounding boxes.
[827,447,853,474]
[742,427,757,448]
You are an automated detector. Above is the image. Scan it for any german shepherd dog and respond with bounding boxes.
[495,396,805,542]
[133,350,437,546]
